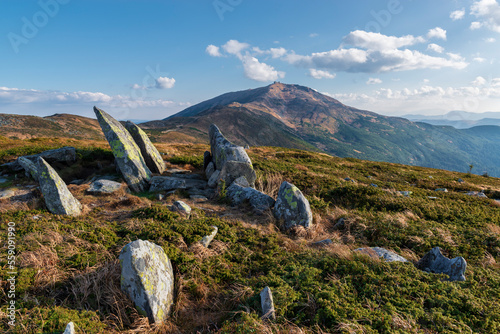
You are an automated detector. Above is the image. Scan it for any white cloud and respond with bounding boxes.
[241,55,285,82]
[473,57,487,62]
[132,83,146,90]
[155,77,175,89]
[471,0,500,33]
[309,33,319,38]
[472,76,487,85]
[427,43,444,53]
[206,44,223,57]
[309,69,336,79]
[343,30,424,51]
[427,27,447,40]
[485,37,497,42]
[269,47,287,58]
[450,8,465,20]
[222,39,249,55]
[470,21,483,30]
[366,78,382,85]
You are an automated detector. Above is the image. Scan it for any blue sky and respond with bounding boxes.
[1,0,499,120]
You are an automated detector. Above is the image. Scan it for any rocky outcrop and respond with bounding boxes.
[87,179,123,194]
[119,239,175,323]
[355,247,408,263]
[200,226,218,248]
[273,181,313,230]
[260,286,276,320]
[226,183,275,213]
[94,107,151,192]
[37,157,82,216]
[2,146,77,171]
[416,247,466,281]
[124,121,165,174]
[209,124,256,187]
[18,156,39,181]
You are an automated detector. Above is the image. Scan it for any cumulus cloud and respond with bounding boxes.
[206,44,223,57]
[485,37,496,42]
[427,43,444,53]
[472,76,487,85]
[155,77,175,89]
[427,27,447,40]
[222,39,249,55]
[241,55,285,82]
[309,69,336,79]
[366,78,382,85]
[473,57,487,62]
[309,33,319,38]
[450,8,465,20]
[470,0,500,33]
[343,30,424,51]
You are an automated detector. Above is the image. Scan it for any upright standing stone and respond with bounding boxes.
[63,322,75,334]
[119,240,175,323]
[260,286,276,320]
[18,156,39,181]
[200,226,218,248]
[124,121,165,174]
[37,157,82,216]
[416,247,467,281]
[273,181,313,230]
[94,107,151,192]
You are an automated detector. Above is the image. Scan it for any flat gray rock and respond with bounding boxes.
[119,239,174,323]
[18,157,39,181]
[37,157,82,216]
[260,286,276,320]
[200,226,218,248]
[149,176,186,192]
[273,181,313,230]
[226,183,275,213]
[87,179,123,194]
[125,121,165,174]
[1,146,76,171]
[94,107,151,192]
[416,247,466,281]
[355,247,408,263]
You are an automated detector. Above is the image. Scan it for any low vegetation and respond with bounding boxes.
[1,138,499,333]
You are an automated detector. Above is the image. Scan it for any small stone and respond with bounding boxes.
[313,239,333,246]
[190,195,208,202]
[435,188,448,192]
[149,176,187,192]
[334,218,345,229]
[171,200,191,216]
[167,168,191,174]
[119,240,175,323]
[344,177,355,183]
[87,179,123,194]
[260,286,276,320]
[370,183,378,187]
[200,226,218,248]
[428,176,433,179]
[124,121,166,174]
[273,181,313,230]
[63,322,75,334]
[398,191,412,197]
[355,247,408,263]
[457,178,464,183]
[155,194,165,201]
[428,196,438,200]
[205,162,215,179]
[208,170,220,188]
[416,247,466,281]
[466,191,488,198]
[0,189,16,199]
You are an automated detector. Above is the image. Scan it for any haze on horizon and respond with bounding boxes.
[1,0,500,121]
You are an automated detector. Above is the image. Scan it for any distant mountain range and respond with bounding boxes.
[142,82,500,177]
[1,83,499,176]
[404,110,500,129]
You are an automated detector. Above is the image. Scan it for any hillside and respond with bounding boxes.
[143,82,500,177]
[405,111,500,129]
[0,113,104,141]
[1,137,500,333]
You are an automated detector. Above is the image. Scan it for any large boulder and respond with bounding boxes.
[355,247,408,263]
[416,247,467,281]
[94,107,151,192]
[37,157,82,216]
[273,181,313,230]
[219,161,256,188]
[1,147,77,171]
[226,183,275,213]
[18,156,39,181]
[119,240,175,323]
[124,121,165,174]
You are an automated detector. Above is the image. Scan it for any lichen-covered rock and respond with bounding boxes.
[209,124,253,170]
[171,200,191,217]
[273,181,313,230]
[355,247,408,263]
[63,322,75,334]
[200,226,218,248]
[119,239,174,323]
[205,162,215,179]
[94,107,151,192]
[18,157,39,181]
[233,176,250,187]
[260,286,276,320]
[87,179,123,194]
[124,121,165,174]
[416,247,467,281]
[37,157,82,216]
[208,170,220,188]
[218,161,256,188]
[226,183,275,213]
[2,146,77,171]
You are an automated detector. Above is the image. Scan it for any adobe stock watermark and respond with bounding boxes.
[7,0,70,54]
[5,222,17,327]
[213,0,242,21]
[362,0,407,33]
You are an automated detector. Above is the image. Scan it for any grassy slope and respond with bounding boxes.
[0,139,499,333]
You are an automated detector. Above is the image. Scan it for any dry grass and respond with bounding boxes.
[255,172,285,198]
[487,223,500,235]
